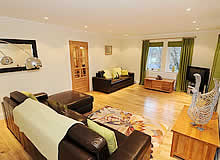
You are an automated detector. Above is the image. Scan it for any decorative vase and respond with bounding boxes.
[172,66,175,72]
[187,74,220,131]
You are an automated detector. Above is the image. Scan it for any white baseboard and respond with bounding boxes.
[0,113,4,120]
[134,80,139,84]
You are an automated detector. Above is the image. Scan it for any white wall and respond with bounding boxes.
[0,16,121,119]
[119,30,220,82]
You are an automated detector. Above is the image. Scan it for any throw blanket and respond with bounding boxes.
[13,98,82,160]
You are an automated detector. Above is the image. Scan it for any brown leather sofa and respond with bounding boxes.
[92,72,135,93]
[2,91,151,160]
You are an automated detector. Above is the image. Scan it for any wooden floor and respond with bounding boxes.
[0,84,192,160]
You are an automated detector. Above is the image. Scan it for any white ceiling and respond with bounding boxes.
[1,0,220,36]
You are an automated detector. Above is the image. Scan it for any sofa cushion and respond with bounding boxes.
[121,69,129,76]
[112,72,120,79]
[111,77,131,85]
[21,91,38,101]
[112,68,122,76]
[87,119,118,154]
[96,122,127,148]
[104,69,112,79]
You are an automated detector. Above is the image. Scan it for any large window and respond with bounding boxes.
[146,41,182,73]
[166,41,182,72]
[146,42,163,71]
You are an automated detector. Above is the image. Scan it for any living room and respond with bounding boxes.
[0,0,220,160]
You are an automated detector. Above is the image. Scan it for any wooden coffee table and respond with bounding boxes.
[170,106,220,160]
[144,77,175,93]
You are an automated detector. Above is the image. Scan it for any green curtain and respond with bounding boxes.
[139,40,150,85]
[149,42,163,47]
[209,35,220,90]
[176,38,194,92]
[168,41,183,47]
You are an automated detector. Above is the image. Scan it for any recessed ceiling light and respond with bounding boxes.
[196,27,200,31]
[84,25,88,28]
[186,8,191,12]
[84,30,88,33]
[44,17,49,20]
[192,21,196,24]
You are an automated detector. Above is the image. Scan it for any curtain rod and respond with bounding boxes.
[143,36,197,41]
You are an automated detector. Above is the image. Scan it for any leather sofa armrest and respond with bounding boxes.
[64,109,87,124]
[128,72,134,78]
[59,139,95,160]
[67,124,109,160]
[34,92,48,102]
[92,77,112,92]
[10,91,28,104]
[109,130,151,160]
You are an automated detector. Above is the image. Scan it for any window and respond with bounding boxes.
[166,41,182,72]
[146,42,163,71]
[167,47,181,72]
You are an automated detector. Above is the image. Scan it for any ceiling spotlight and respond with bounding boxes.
[84,25,88,28]
[84,30,88,33]
[192,21,196,24]
[44,17,49,20]
[196,27,200,31]
[186,8,191,12]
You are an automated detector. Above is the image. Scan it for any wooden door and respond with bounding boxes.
[69,41,89,92]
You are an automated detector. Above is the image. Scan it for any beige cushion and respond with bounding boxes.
[104,69,112,79]
[121,69,129,76]
[21,91,38,101]
[112,67,122,76]
[87,119,118,154]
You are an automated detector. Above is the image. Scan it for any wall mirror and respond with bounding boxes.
[0,39,39,73]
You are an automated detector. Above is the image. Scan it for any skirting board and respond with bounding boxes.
[0,113,4,120]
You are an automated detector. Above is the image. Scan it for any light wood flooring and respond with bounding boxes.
[0,84,192,160]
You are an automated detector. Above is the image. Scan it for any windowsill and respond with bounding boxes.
[165,71,179,73]
[147,70,160,72]
[147,70,178,74]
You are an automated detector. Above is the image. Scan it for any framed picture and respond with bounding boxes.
[105,45,112,55]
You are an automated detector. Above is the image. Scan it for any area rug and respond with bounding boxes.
[88,106,169,149]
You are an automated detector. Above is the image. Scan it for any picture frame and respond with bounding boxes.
[105,45,112,55]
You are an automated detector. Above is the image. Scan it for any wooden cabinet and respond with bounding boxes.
[144,77,175,93]
[69,41,89,92]
[171,106,220,160]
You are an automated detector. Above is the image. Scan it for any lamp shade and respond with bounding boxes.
[0,56,13,65]
[25,57,42,69]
